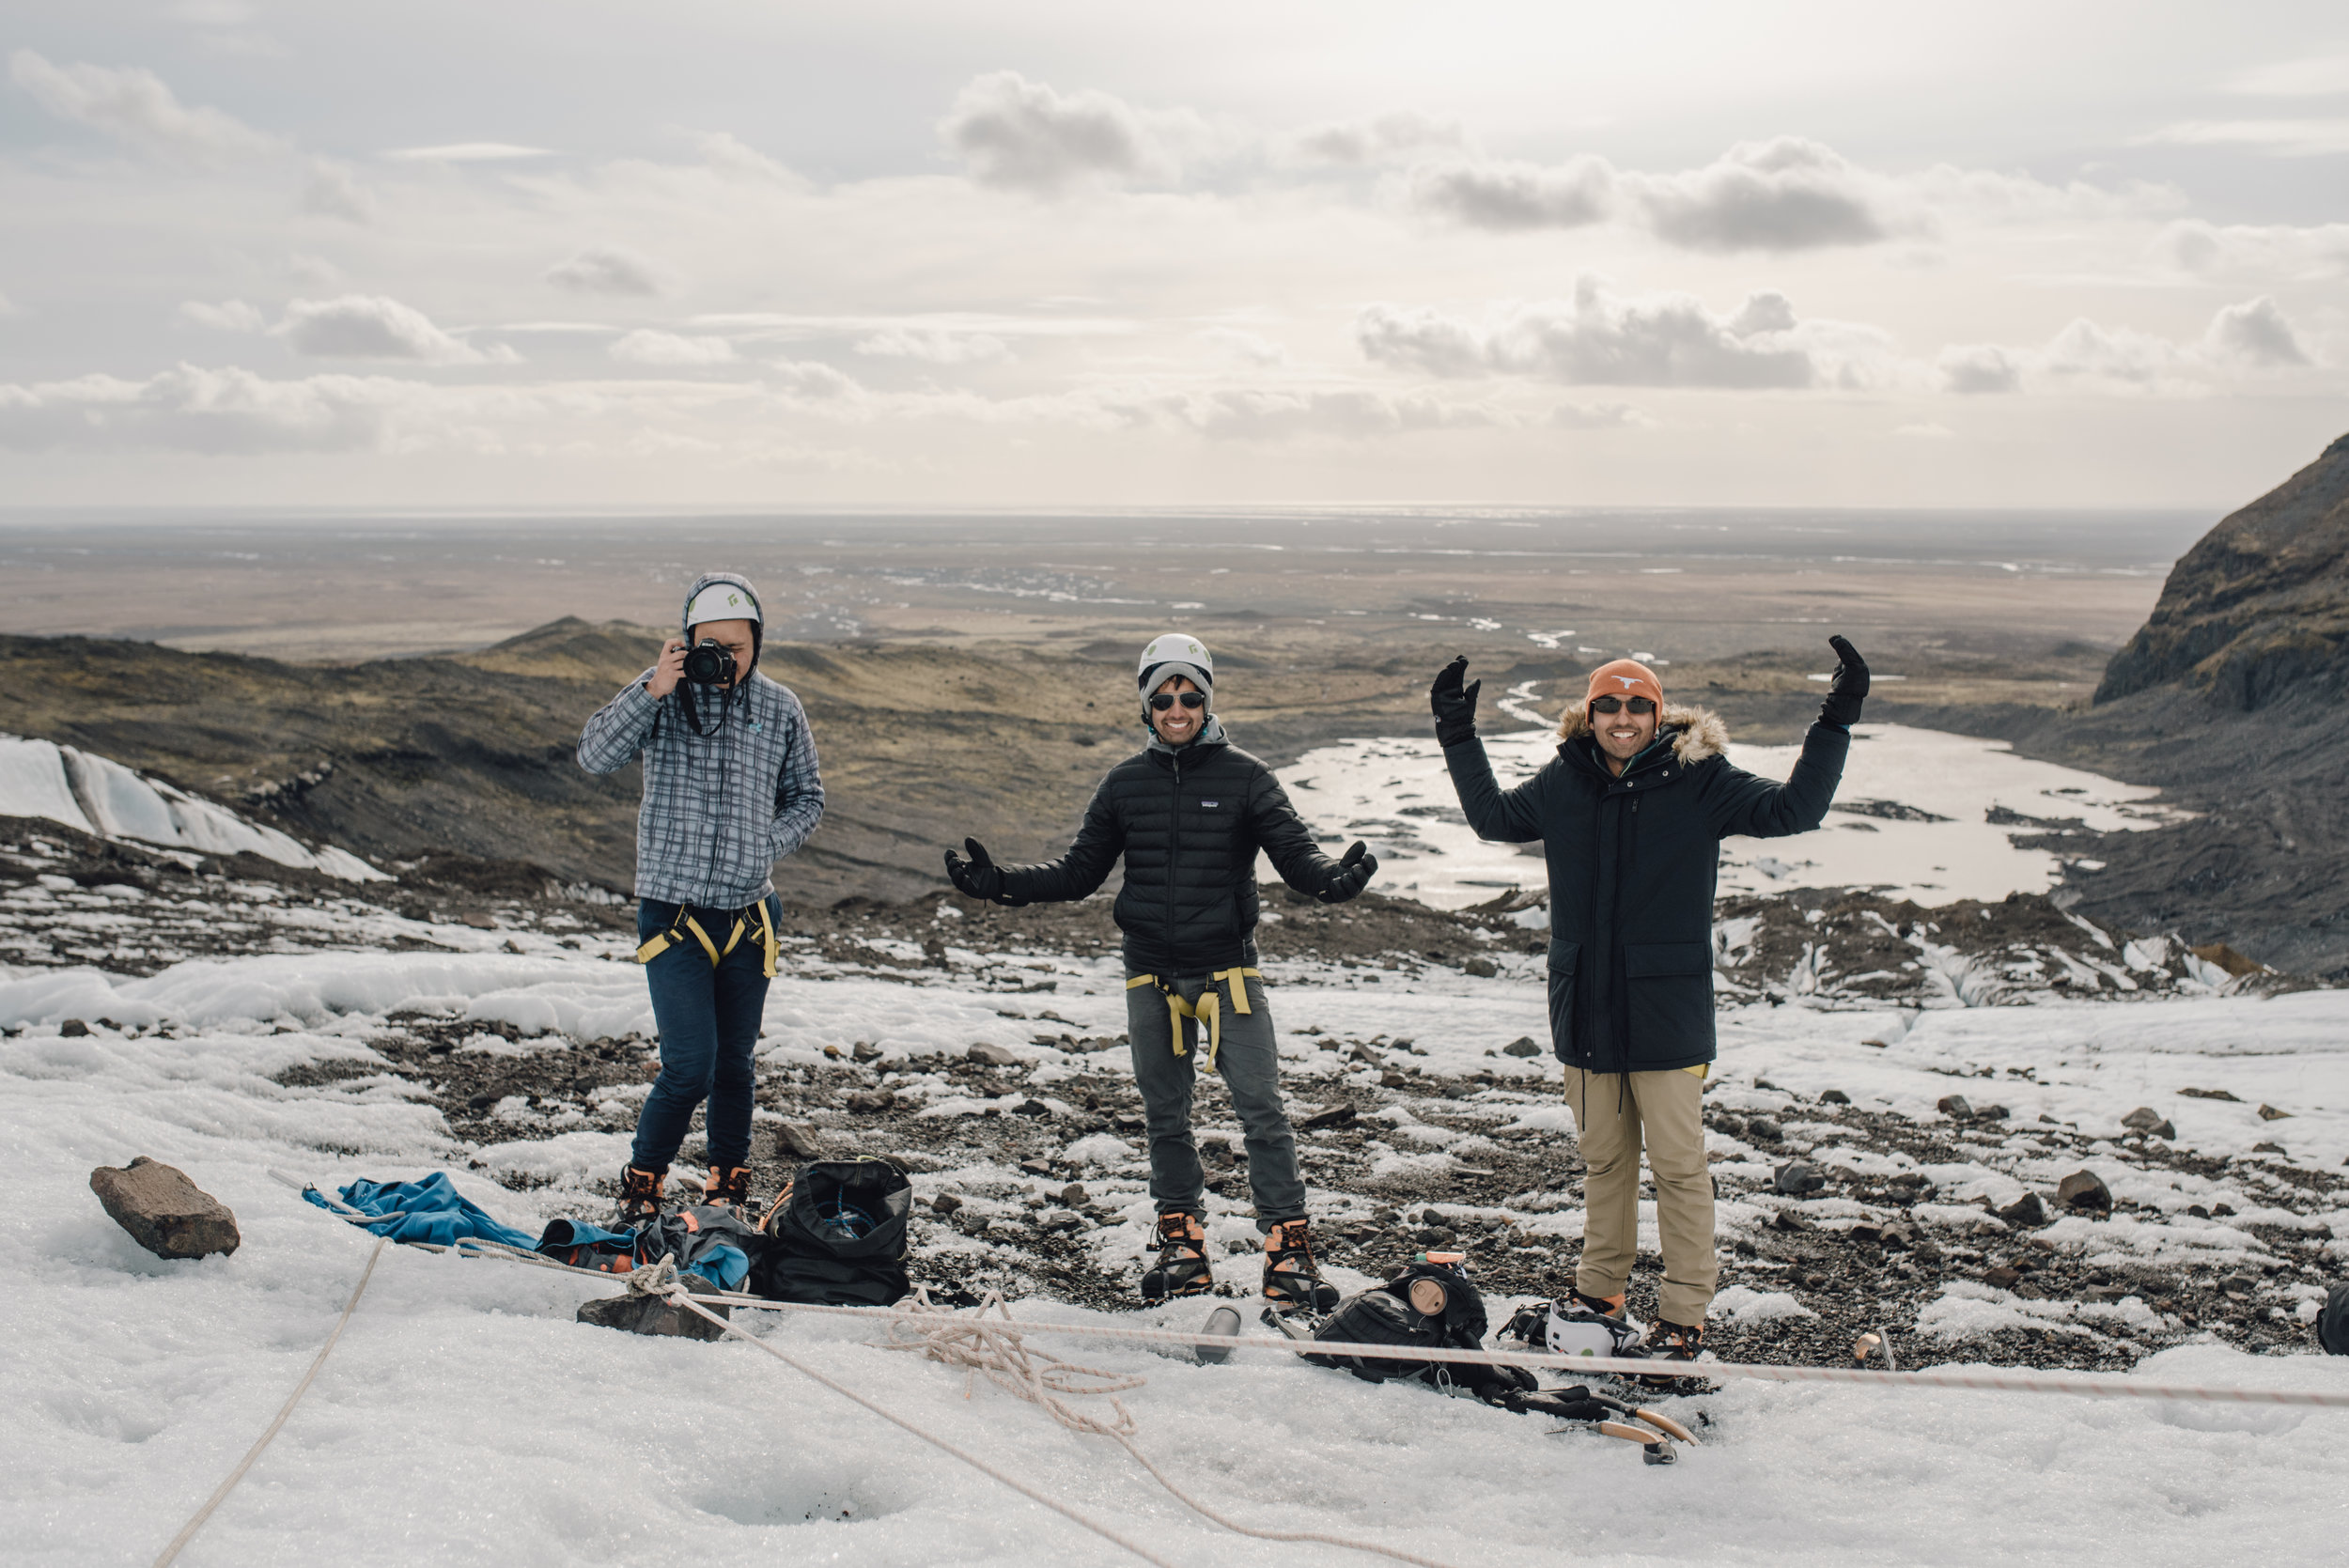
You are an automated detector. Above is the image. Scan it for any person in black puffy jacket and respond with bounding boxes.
[945,633,1376,1311]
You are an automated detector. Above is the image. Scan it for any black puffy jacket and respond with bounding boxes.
[1001,727,1346,975]
[1445,706,1846,1073]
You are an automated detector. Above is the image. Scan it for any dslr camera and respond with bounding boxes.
[682,639,737,687]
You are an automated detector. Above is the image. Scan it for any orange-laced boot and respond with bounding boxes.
[705,1165,753,1210]
[1140,1211,1213,1304]
[617,1164,666,1224]
[1262,1219,1341,1315]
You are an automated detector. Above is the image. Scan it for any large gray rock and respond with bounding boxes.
[578,1283,730,1341]
[89,1157,241,1260]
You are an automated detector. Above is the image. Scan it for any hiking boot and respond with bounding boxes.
[1568,1286,1627,1319]
[1141,1211,1213,1304]
[1638,1318,1706,1387]
[1262,1219,1341,1315]
[617,1164,666,1224]
[705,1164,753,1210]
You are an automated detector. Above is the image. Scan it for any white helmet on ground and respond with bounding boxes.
[1540,1300,1649,1359]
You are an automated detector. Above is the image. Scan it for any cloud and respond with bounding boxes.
[380,142,554,163]
[546,245,666,296]
[1180,386,1501,441]
[694,131,803,186]
[607,329,736,365]
[2220,55,2349,96]
[2203,296,2310,367]
[2146,219,2349,281]
[1937,344,2024,395]
[940,70,1171,194]
[1195,326,1290,366]
[852,328,1011,364]
[8,49,275,163]
[2139,118,2349,157]
[1283,111,1467,166]
[1550,401,1646,429]
[1404,155,1615,230]
[1356,278,1820,389]
[1894,422,1956,439]
[1939,297,2316,396]
[1624,138,1897,253]
[0,364,397,453]
[277,295,490,363]
[300,158,374,223]
[178,299,264,333]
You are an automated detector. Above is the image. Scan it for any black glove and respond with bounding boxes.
[1429,656,1481,747]
[1819,634,1869,728]
[942,837,1005,902]
[1317,840,1377,905]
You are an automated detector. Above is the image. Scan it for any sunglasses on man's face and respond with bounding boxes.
[1149,691,1207,712]
[1589,695,1656,715]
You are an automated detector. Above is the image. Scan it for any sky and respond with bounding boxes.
[0,0,2343,510]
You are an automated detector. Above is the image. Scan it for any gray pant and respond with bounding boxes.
[1126,970,1305,1232]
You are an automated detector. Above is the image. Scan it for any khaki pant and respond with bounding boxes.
[1564,1067,1717,1327]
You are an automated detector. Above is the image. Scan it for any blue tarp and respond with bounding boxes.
[305,1172,540,1250]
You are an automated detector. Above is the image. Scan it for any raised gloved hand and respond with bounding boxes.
[1819,635,1869,728]
[1429,656,1481,747]
[1318,840,1378,905]
[943,837,1006,902]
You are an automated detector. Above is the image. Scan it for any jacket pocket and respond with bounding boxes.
[1544,939,1579,1063]
[1624,940,1715,1063]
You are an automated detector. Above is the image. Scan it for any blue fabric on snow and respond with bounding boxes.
[305,1173,538,1250]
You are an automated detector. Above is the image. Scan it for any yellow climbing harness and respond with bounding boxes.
[1126,968,1262,1074]
[634,900,779,980]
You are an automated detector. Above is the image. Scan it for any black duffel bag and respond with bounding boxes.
[750,1158,914,1306]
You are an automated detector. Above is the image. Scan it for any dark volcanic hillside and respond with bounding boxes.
[1998,434,2349,981]
[2098,432,2349,708]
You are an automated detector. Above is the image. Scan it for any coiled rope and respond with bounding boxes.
[152,1237,387,1568]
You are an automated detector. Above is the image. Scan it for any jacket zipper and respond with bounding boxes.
[1166,752,1182,967]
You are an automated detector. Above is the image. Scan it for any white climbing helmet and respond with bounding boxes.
[1541,1300,1649,1360]
[1136,633,1213,700]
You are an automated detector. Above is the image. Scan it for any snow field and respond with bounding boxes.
[8,949,2349,1563]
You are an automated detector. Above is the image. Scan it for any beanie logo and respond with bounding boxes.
[1612,675,1640,690]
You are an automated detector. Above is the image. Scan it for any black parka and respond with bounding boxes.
[1445,706,1846,1073]
[1001,728,1346,975]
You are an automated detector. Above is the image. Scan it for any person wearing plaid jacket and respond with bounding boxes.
[578,570,823,1220]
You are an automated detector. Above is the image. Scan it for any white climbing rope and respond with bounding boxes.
[452,1235,2349,1410]
[151,1237,387,1568]
[871,1290,1469,1568]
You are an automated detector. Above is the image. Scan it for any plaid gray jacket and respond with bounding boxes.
[578,670,824,908]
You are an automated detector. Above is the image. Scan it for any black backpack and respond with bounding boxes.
[749,1159,914,1307]
[1308,1262,1527,1397]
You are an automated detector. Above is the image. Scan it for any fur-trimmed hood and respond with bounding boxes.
[1555,701,1728,765]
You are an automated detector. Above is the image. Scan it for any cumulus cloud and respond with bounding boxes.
[607,329,736,365]
[1550,401,1646,429]
[0,364,396,453]
[1356,278,1819,389]
[852,328,1011,364]
[1283,110,1467,166]
[8,49,276,163]
[300,158,374,223]
[380,142,552,163]
[178,299,264,333]
[941,70,1174,194]
[694,131,802,185]
[2146,219,2349,281]
[1405,156,1615,230]
[1937,297,2315,396]
[1937,344,2024,395]
[1624,138,1896,253]
[546,245,666,296]
[277,295,490,363]
[1181,386,1501,441]
[2204,296,2310,366]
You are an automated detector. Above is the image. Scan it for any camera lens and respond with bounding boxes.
[682,640,736,686]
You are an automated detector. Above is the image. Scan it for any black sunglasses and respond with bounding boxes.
[1149,691,1207,711]
[1589,695,1656,715]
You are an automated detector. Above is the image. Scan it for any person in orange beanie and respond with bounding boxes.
[1429,638,1865,1367]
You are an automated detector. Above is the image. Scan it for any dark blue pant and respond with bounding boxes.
[629,896,778,1172]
